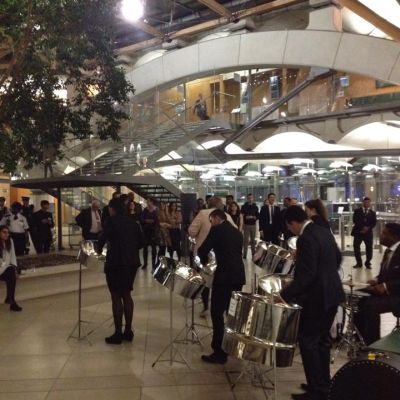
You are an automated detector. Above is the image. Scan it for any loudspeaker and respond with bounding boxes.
[180,193,197,227]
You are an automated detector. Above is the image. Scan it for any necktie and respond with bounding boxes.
[381,248,392,274]
[269,206,273,223]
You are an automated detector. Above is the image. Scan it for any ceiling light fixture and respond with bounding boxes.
[121,0,144,23]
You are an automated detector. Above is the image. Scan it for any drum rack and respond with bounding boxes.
[152,271,191,368]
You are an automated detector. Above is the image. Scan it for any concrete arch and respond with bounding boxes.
[126,30,400,98]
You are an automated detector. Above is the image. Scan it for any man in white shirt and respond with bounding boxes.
[76,200,103,240]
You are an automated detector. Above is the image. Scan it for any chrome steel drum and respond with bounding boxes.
[222,328,297,367]
[258,274,293,296]
[153,258,205,299]
[153,257,176,286]
[253,243,294,274]
[226,291,301,347]
[78,240,104,271]
[188,236,196,252]
[194,251,217,289]
[287,236,298,251]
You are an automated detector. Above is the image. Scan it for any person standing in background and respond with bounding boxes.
[75,200,102,241]
[193,93,209,120]
[168,202,182,260]
[102,192,120,227]
[259,193,281,245]
[0,202,29,257]
[21,196,34,254]
[140,198,159,270]
[240,193,259,259]
[304,199,331,231]
[224,195,234,212]
[31,200,54,254]
[127,192,142,221]
[158,201,171,258]
[351,197,377,269]
[0,197,7,220]
[228,201,243,230]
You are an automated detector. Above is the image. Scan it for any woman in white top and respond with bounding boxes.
[0,225,22,311]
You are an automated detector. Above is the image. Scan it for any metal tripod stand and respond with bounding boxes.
[331,276,366,362]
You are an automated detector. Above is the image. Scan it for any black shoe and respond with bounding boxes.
[4,297,11,304]
[201,352,227,364]
[352,264,362,269]
[123,330,134,342]
[10,303,22,312]
[365,262,372,269]
[105,332,122,344]
[300,383,309,392]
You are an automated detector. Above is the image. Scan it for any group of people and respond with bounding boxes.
[0,196,54,313]
[75,193,182,271]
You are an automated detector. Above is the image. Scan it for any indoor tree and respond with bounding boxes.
[0,0,134,176]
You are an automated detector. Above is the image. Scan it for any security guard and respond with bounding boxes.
[21,197,34,254]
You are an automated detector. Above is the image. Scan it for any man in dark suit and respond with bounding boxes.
[354,223,400,345]
[75,200,102,241]
[31,200,54,253]
[198,209,246,364]
[259,192,281,244]
[101,192,120,227]
[351,197,377,269]
[97,199,144,344]
[280,206,344,400]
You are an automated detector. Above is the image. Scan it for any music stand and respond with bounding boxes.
[68,241,111,343]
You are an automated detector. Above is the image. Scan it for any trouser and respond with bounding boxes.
[298,306,337,396]
[36,233,52,254]
[10,233,26,257]
[262,228,279,245]
[84,232,101,241]
[201,287,210,311]
[354,294,399,345]
[143,244,157,269]
[243,225,256,257]
[0,266,17,303]
[211,284,243,355]
[353,234,373,266]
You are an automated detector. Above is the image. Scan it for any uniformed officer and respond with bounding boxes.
[21,197,34,254]
[0,202,29,256]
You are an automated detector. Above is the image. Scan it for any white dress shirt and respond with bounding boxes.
[0,212,29,233]
[90,209,102,234]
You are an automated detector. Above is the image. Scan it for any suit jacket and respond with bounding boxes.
[188,208,236,254]
[97,214,144,272]
[198,221,246,287]
[31,210,54,239]
[377,244,400,297]
[259,205,281,233]
[281,223,345,313]
[351,207,377,237]
[75,207,102,239]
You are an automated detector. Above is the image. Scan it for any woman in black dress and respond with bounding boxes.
[97,199,144,344]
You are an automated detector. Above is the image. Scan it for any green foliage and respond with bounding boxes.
[0,0,134,173]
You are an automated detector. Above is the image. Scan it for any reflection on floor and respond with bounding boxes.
[0,250,395,400]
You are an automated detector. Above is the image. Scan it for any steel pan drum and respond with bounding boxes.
[226,291,301,347]
[78,240,104,271]
[343,289,371,312]
[253,242,294,274]
[222,328,297,367]
[258,274,293,297]
[194,251,217,289]
[153,257,205,299]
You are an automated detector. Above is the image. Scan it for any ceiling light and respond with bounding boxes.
[362,164,382,172]
[122,0,144,23]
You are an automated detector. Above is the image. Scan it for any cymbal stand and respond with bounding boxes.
[152,271,190,368]
[331,275,366,363]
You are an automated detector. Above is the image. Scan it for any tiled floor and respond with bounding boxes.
[0,248,395,400]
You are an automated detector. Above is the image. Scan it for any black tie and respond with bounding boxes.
[381,248,392,274]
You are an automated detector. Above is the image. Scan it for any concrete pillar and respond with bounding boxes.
[308,0,343,32]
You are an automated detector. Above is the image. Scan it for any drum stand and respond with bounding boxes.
[331,279,366,363]
[152,272,190,368]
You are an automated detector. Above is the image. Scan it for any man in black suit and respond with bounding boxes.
[198,209,246,364]
[75,200,102,241]
[97,199,144,344]
[101,192,120,227]
[354,223,400,345]
[351,197,377,269]
[280,206,344,400]
[31,200,54,253]
[259,192,281,244]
